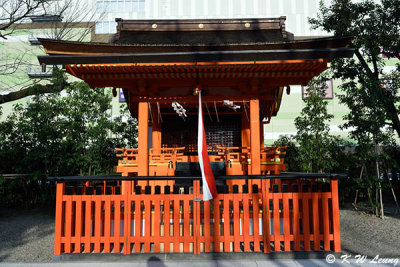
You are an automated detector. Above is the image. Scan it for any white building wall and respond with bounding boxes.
[93,0,333,36]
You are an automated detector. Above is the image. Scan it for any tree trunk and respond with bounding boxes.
[375,159,384,219]
[364,164,374,210]
[373,139,384,218]
[375,188,379,216]
[354,164,365,208]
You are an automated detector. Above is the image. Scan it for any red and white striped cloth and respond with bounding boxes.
[197,88,218,201]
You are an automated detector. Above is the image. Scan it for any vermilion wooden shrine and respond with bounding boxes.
[40,17,352,255]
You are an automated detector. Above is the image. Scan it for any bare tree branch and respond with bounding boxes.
[0,0,50,39]
[0,0,103,104]
[0,78,69,104]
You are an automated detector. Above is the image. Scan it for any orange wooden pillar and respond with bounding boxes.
[331,179,341,252]
[242,108,250,182]
[151,103,161,154]
[242,109,250,149]
[250,99,261,191]
[138,101,149,187]
[151,103,164,188]
[54,182,65,255]
[260,122,264,148]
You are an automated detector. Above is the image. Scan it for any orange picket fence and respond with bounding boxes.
[53,177,341,255]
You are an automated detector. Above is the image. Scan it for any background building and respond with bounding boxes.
[95,0,329,36]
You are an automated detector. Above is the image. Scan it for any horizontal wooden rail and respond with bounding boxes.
[48,173,347,181]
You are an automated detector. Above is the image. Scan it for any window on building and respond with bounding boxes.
[95,21,118,34]
[31,15,63,23]
[96,0,145,13]
[301,80,334,100]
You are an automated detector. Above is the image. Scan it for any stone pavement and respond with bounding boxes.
[1,254,399,267]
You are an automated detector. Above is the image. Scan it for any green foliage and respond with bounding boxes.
[294,73,337,173]
[275,73,348,174]
[274,74,359,203]
[273,135,301,172]
[309,0,400,140]
[0,81,137,207]
[113,105,138,149]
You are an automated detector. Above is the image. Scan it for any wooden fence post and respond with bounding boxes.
[262,179,271,253]
[331,179,341,252]
[54,182,65,255]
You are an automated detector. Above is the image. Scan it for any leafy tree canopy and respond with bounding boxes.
[309,0,400,141]
[0,79,137,207]
[0,81,137,177]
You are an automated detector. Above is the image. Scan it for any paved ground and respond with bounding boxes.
[340,208,400,258]
[0,207,399,264]
[0,258,399,267]
[0,208,54,262]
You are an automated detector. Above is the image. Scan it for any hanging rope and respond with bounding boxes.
[243,100,249,122]
[205,102,213,122]
[157,102,162,123]
[148,102,153,123]
[214,101,220,123]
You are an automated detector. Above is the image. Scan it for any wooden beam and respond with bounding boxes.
[134,95,273,103]
[84,76,316,89]
[138,79,146,95]
[82,71,317,80]
[251,78,259,94]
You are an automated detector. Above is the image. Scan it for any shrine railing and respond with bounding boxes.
[49,173,343,255]
[115,146,287,176]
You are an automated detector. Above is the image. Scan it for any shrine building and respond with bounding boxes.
[40,18,353,255]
